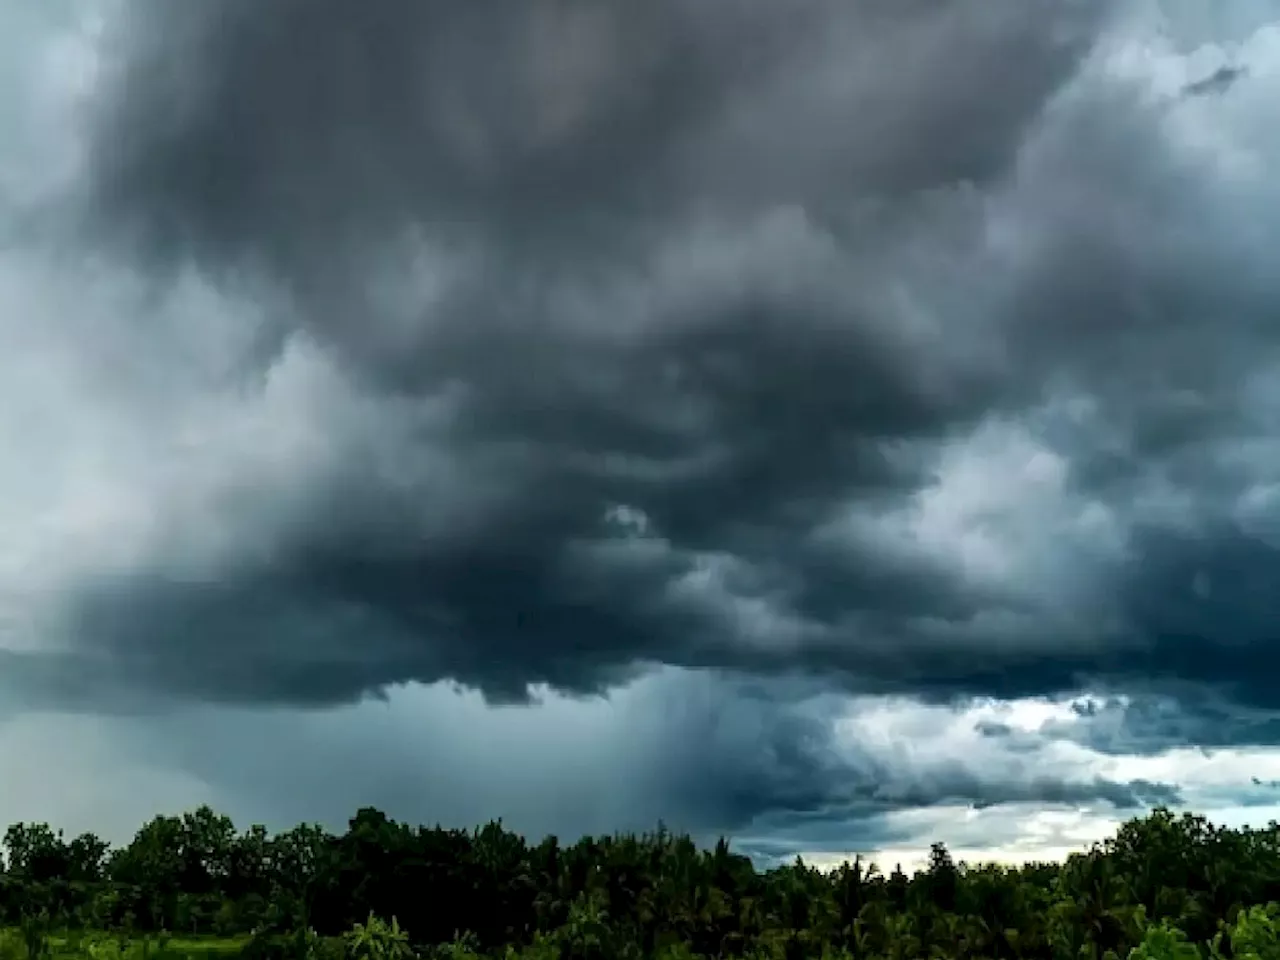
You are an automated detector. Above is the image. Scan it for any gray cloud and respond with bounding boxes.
[87,0,1102,273]
[1184,65,1248,97]
[4,0,1280,735]
[0,670,1176,859]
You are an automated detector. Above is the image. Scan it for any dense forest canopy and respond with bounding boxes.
[4,806,1280,959]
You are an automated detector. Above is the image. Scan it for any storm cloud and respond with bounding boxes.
[33,0,1275,712]
[1,0,1280,858]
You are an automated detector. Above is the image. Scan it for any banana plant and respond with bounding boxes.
[345,913,414,960]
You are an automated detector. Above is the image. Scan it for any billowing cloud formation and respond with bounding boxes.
[3,0,1280,857]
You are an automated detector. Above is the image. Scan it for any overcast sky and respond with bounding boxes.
[3,0,1280,871]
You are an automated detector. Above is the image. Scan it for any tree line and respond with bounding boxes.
[2,805,1280,959]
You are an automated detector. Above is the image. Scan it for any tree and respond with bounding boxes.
[1,804,1279,960]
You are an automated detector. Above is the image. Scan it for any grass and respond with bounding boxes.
[0,930,248,960]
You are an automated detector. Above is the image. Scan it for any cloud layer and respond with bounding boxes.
[10,679,1280,869]
[45,0,1279,711]
[2,0,1280,861]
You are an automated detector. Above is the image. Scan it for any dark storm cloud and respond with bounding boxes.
[88,0,1100,272]
[35,0,1280,716]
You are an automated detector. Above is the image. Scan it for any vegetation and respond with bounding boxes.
[3,806,1280,959]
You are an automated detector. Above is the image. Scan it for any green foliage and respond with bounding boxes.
[1212,904,1280,960]
[345,915,412,960]
[4,806,1280,959]
[1129,920,1200,960]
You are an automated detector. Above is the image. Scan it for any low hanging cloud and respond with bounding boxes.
[3,1,1280,732]
[0,672,1186,857]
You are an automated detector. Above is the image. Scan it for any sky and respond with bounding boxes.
[3,0,1280,873]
